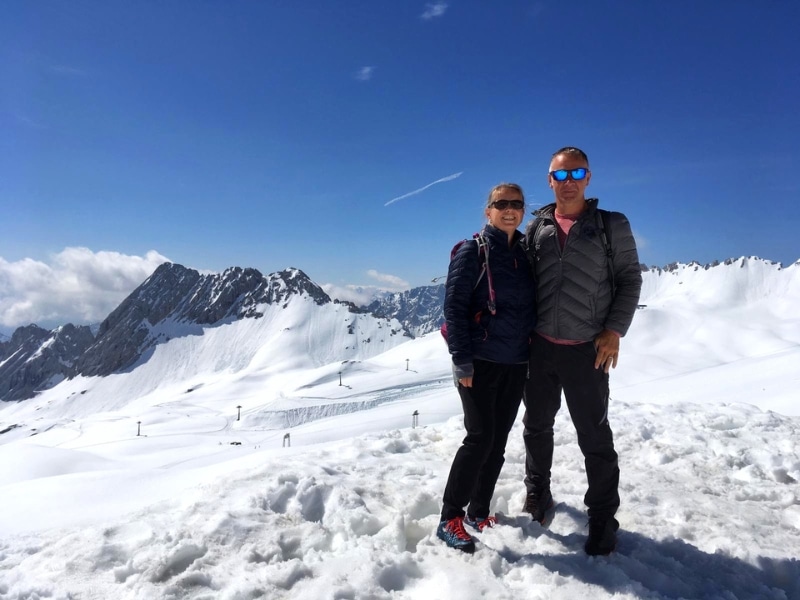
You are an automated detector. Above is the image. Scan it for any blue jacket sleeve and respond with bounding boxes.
[443,239,480,378]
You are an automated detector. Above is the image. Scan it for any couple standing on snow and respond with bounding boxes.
[439,146,643,556]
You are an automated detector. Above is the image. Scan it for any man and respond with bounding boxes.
[522,146,642,556]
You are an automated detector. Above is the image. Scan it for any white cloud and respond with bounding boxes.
[354,66,375,81]
[321,284,380,306]
[385,171,463,206]
[322,271,409,307]
[0,247,170,329]
[367,269,409,289]
[421,2,448,20]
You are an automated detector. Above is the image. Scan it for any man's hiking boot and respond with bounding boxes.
[465,514,497,532]
[436,516,476,553]
[523,489,554,525]
[585,516,619,556]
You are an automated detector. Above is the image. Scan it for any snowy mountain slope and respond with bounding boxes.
[0,254,799,597]
[3,257,797,406]
[0,263,410,402]
[75,263,341,378]
[640,257,800,309]
[0,295,410,426]
[0,331,797,598]
[617,258,800,400]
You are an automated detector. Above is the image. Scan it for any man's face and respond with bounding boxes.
[548,153,591,206]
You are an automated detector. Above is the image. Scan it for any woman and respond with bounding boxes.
[437,182,537,553]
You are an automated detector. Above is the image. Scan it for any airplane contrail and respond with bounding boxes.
[384,171,463,206]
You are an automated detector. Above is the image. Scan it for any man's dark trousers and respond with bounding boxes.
[522,334,620,518]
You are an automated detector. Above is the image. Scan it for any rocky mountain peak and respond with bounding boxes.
[0,267,448,403]
[0,323,95,401]
[365,285,445,337]
[74,264,330,378]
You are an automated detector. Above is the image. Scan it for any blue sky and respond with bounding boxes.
[2,1,799,322]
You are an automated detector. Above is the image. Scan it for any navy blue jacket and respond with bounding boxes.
[444,224,537,379]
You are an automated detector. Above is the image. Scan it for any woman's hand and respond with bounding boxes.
[458,376,474,388]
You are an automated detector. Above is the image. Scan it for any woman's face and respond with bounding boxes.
[485,187,524,236]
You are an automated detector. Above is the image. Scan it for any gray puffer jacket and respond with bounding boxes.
[524,198,642,341]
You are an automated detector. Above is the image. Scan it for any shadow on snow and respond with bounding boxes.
[498,504,798,599]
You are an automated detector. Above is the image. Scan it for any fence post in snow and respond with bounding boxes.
[338,371,342,386]
[283,433,291,447]
[406,358,409,371]
[236,405,242,421]
[137,421,141,436]
[412,410,419,429]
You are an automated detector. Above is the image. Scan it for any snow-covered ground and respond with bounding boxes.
[0,258,799,599]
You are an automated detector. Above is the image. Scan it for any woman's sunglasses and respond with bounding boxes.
[490,199,525,210]
[549,168,589,182]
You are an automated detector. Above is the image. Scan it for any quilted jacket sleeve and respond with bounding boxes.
[605,211,643,336]
[443,240,480,379]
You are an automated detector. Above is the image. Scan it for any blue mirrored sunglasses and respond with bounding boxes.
[550,168,588,182]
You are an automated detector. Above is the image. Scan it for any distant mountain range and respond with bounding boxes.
[365,285,445,337]
[0,263,435,402]
[2,256,797,402]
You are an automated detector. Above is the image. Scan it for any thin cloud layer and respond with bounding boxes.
[633,230,649,252]
[354,66,375,81]
[421,2,448,20]
[0,247,170,329]
[385,171,463,206]
[48,64,88,77]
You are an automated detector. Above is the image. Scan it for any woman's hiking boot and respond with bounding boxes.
[436,516,475,553]
[465,514,497,532]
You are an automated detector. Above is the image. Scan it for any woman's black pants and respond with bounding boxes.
[441,359,527,521]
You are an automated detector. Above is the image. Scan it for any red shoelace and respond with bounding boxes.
[447,517,473,539]
[474,515,497,531]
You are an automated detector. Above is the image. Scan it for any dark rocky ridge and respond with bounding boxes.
[1,263,345,400]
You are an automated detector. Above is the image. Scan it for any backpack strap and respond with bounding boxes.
[596,209,615,296]
[474,233,496,315]
[436,233,497,313]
